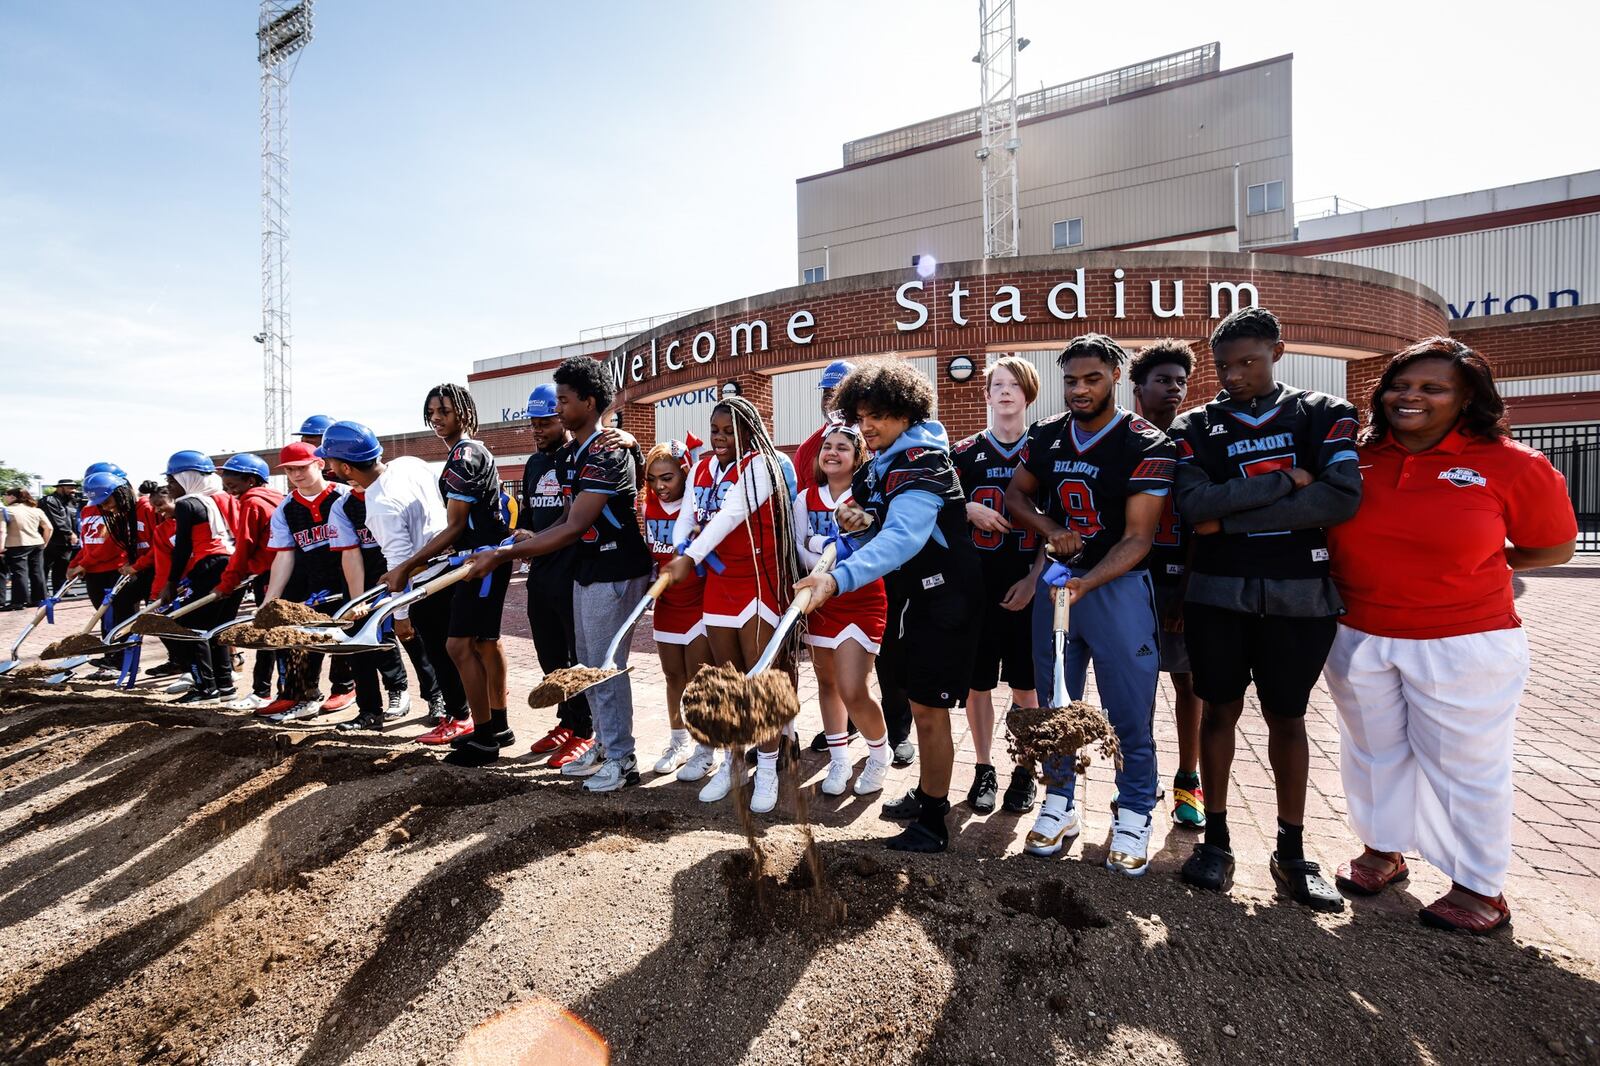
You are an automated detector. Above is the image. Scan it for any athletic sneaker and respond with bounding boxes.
[425,694,448,726]
[1024,795,1081,857]
[548,734,594,769]
[967,764,999,813]
[1172,775,1206,829]
[213,688,238,705]
[146,661,187,679]
[699,758,734,803]
[320,691,356,714]
[1105,807,1153,877]
[269,699,324,723]
[256,697,295,717]
[559,743,603,777]
[336,712,385,734]
[891,739,915,767]
[820,760,852,796]
[384,690,411,720]
[653,735,696,775]
[676,744,716,782]
[227,693,268,712]
[530,726,573,755]
[750,765,779,813]
[853,759,889,796]
[164,678,194,695]
[173,688,220,705]
[1002,766,1037,813]
[86,667,118,682]
[416,718,473,745]
[583,754,640,793]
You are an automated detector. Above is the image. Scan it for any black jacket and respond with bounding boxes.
[40,494,78,550]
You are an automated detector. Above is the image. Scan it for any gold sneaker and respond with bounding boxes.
[1105,807,1153,877]
[1023,797,1081,857]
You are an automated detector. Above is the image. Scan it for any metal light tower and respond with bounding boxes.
[976,0,1021,258]
[257,1,313,448]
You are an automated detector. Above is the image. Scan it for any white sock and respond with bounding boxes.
[826,731,850,767]
[757,749,779,772]
[864,731,889,767]
[782,720,798,739]
[670,727,689,745]
[1041,792,1072,816]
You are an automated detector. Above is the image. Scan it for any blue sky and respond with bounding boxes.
[3,0,1595,482]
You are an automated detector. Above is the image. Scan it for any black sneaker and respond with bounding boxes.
[213,688,238,704]
[882,787,923,820]
[1001,766,1037,813]
[443,738,501,767]
[891,738,915,768]
[967,764,999,813]
[146,661,187,679]
[173,689,219,705]
[425,694,448,726]
[451,728,514,750]
[336,712,386,734]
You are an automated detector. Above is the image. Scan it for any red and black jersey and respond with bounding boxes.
[1020,408,1177,573]
[331,490,386,586]
[953,430,1038,593]
[560,430,651,586]
[440,437,510,550]
[268,487,343,598]
[1172,386,1359,581]
[850,437,976,597]
[169,492,237,580]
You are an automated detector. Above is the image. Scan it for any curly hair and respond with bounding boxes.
[1209,306,1280,351]
[553,354,615,413]
[832,357,935,425]
[1056,333,1127,370]
[423,383,479,436]
[1129,338,1194,384]
[1363,336,1509,444]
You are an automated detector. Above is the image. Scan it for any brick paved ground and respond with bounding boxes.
[4,557,1598,964]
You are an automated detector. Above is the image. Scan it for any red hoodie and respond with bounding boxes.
[148,517,176,590]
[216,485,285,595]
[69,503,132,573]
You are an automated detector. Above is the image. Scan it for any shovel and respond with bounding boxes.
[0,576,83,675]
[526,570,676,708]
[40,572,137,664]
[679,543,837,747]
[283,564,476,655]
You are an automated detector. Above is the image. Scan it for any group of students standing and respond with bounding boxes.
[56,303,1578,935]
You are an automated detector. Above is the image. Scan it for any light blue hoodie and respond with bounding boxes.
[833,420,952,595]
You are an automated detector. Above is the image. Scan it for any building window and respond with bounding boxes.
[1052,218,1083,249]
[1247,180,1285,216]
[803,266,826,284]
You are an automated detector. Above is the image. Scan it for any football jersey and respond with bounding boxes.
[518,443,576,575]
[439,437,510,549]
[269,486,342,598]
[850,436,976,597]
[1172,385,1359,581]
[953,429,1039,591]
[1020,408,1176,572]
[560,430,652,586]
[330,490,385,586]
[1147,485,1187,587]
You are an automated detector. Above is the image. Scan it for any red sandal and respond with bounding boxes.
[1335,851,1409,895]
[1419,888,1511,934]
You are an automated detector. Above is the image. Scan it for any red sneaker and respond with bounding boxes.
[547,734,594,769]
[417,718,474,746]
[530,726,573,755]
[257,697,296,717]
[321,691,356,713]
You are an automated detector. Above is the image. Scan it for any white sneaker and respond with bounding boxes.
[583,755,640,793]
[852,758,889,796]
[86,667,119,682]
[269,699,324,724]
[1024,794,1081,857]
[653,735,695,775]
[750,765,779,813]
[165,678,193,694]
[559,743,604,777]
[698,758,734,803]
[820,759,851,796]
[677,744,716,782]
[227,693,268,711]
[1105,806,1153,877]
[384,690,411,720]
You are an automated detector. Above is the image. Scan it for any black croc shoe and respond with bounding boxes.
[1270,853,1346,913]
[1181,842,1236,892]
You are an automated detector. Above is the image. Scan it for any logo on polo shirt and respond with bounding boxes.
[1438,467,1487,488]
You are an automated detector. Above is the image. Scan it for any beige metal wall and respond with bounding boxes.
[797,57,1292,280]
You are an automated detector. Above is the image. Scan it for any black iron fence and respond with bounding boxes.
[1515,424,1599,553]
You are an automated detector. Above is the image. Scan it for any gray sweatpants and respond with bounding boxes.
[572,574,649,762]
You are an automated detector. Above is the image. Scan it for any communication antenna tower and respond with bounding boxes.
[976,0,1022,258]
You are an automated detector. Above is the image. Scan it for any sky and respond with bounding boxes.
[2,0,1596,484]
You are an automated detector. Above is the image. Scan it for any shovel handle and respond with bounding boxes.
[166,591,219,621]
[790,542,838,618]
[1053,584,1070,633]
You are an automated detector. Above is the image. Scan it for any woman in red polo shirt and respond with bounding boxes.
[1326,337,1576,933]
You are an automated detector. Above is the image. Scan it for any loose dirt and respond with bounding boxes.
[215,624,337,650]
[129,614,199,638]
[681,665,795,747]
[1006,701,1123,780]
[253,600,333,629]
[1,686,1596,1066]
[38,633,109,659]
[527,666,618,708]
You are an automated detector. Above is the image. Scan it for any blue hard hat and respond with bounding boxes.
[297,414,335,437]
[221,452,272,481]
[165,450,216,477]
[316,421,383,464]
[818,360,853,390]
[526,383,559,419]
[83,471,124,506]
[84,461,128,481]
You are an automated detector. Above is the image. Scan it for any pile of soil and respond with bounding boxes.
[39,632,107,659]
[215,624,337,650]
[528,666,617,708]
[3,662,65,680]
[129,614,197,638]
[254,599,331,629]
[680,666,795,747]
[1,689,1596,1066]
[1006,700,1123,780]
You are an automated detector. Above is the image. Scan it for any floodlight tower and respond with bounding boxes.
[257,1,313,448]
[976,0,1022,259]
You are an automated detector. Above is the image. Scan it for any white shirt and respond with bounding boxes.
[366,456,449,618]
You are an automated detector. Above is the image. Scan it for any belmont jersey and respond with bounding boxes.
[953,430,1039,591]
[1145,489,1188,587]
[560,430,651,586]
[1172,385,1358,581]
[849,436,976,595]
[269,486,343,598]
[689,452,782,578]
[329,490,386,586]
[439,437,511,550]
[518,443,576,576]
[1020,408,1176,573]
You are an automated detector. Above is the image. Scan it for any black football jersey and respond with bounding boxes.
[850,439,978,598]
[1147,487,1187,587]
[559,431,651,586]
[953,430,1039,592]
[439,437,510,549]
[518,442,576,575]
[1021,408,1177,572]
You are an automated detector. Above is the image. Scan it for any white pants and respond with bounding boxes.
[1324,624,1529,896]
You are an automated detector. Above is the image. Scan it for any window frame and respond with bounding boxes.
[1051,217,1083,249]
[1247,180,1285,216]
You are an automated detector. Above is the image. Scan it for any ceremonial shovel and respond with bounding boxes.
[0,576,83,676]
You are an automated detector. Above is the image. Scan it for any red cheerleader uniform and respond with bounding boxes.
[643,490,706,645]
[678,452,785,629]
[794,483,887,653]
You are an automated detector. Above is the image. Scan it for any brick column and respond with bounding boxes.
[618,400,656,445]
[732,371,775,432]
[934,349,988,442]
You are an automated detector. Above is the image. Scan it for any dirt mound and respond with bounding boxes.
[129,614,197,637]
[39,632,107,659]
[216,623,336,649]
[1006,700,1122,781]
[254,599,332,629]
[3,663,66,680]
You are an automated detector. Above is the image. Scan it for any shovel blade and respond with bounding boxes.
[0,660,20,676]
[45,671,73,686]
[56,655,94,671]
[314,639,395,656]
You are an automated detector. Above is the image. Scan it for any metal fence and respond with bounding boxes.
[1515,423,1599,553]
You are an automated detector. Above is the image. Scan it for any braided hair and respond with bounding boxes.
[103,481,140,559]
[714,396,803,647]
[423,383,479,437]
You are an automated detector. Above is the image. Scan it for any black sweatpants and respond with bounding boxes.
[527,562,592,738]
[84,569,150,669]
[184,555,244,695]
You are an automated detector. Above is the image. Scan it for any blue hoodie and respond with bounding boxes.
[833,420,952,595]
